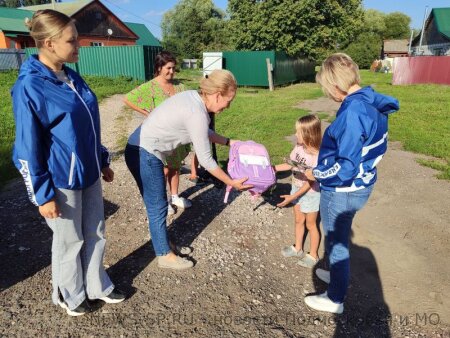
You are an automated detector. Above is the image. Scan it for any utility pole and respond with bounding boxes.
[408,29,414,55]
[418,6,429,55]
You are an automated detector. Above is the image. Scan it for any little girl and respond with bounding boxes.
[274,115,322,268]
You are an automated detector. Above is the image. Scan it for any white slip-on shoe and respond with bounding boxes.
[297,254,319,268]
[158,255,194,270]
[171,196,192,209]
[315,268,330,284]
[304,292,343,314]
[281,245,304,258]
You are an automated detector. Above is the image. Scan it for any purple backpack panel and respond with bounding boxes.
[224,141,276,203]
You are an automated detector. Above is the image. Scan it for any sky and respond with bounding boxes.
[96,0,449,39]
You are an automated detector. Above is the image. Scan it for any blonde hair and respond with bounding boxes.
[296,115,322,151]
[316,53,360,100]
[200,69,237,96]
[25,9,73,48]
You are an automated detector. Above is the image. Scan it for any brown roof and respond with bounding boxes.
[383,39,409,53]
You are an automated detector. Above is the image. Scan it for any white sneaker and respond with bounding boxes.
[304,292,343,314]
[171,196,192,209]
[167,203,175,216]
[281,245,304,258]
[316,268,330,284]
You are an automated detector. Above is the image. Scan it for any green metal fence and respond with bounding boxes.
[25,45,162,81]
[222,51,315,87]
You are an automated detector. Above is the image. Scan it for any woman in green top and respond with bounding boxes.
[124,51,197,215]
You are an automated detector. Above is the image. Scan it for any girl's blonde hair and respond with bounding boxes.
[296,115,322,151]
[200,69,237,95]
[316,53,360,100]
[25,9,73,48]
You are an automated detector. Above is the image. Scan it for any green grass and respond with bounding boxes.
[0,71,141,189]
[176,68,204,89]
[0,71,18,186]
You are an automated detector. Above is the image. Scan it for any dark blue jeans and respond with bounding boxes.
[320,185,373,303]
[125,144,171,256]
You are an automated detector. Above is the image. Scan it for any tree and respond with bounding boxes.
[227,0,364,62]
[0,0,58,7]
[364,9,386,37]
[383,12,411,39]
[360,9,411,39]
[344,32,381,69]
[161,0,231,59]
[342,9,411,68]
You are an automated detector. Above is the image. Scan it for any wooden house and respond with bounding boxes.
[21,0,138,47]
[1,0,162,49]
[0,7,36,49]
[382,39,409,58]
[410,7,450,56]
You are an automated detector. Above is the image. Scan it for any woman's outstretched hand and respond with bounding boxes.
[231,177,253,191]
[39,200,61,219]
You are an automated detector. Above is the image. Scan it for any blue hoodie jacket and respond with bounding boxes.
[11,55,110,206]
[313,86,399,192]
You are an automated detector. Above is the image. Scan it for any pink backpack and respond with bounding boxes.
[224,141,276,203]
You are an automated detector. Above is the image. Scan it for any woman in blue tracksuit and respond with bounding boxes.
[11,9,124,316]
[304,53,399,314]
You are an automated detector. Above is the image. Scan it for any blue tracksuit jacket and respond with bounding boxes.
[313,86,399,192]
[11,55,110,206]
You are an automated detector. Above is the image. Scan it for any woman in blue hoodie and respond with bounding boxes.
[304,53,399,314]
[11,10,124,316]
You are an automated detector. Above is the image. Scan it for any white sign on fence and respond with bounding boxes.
[202,52,223,77]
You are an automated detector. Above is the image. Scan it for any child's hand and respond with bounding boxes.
[304,169,315,181]
[102,167,114,182]
[277,194,296,208]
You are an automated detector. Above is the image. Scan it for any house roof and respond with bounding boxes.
[0,7,35,33]
[19,0,138,40]
[433,7,450,39]
[383,39,409,53]
[412,7,450,44]
[124,22,161,47]
[21,0,94,17]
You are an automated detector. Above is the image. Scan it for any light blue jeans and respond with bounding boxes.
[320,185,373,304]
[125,144,171,256]
[46,179,114,310]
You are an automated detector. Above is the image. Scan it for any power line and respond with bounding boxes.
[102,0,162,28]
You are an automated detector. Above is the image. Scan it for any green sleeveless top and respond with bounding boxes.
[125,78,185,113]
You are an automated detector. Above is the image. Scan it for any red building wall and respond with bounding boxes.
[393,56,450,85]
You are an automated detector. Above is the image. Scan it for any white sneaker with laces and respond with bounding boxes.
[171,196,192,209]
[304,292,343,314]
[316,268,330,284]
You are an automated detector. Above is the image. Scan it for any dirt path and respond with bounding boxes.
[0,94,448,337]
